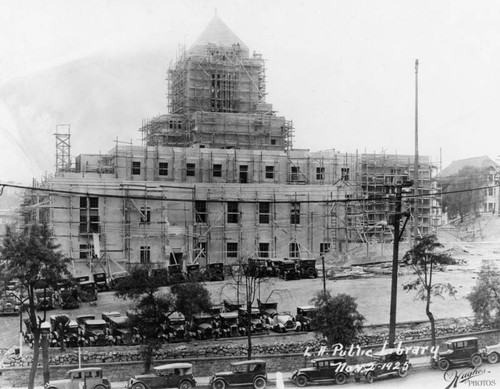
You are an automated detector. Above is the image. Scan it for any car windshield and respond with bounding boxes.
[231,364,250,373]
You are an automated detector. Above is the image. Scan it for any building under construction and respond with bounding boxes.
[24,16,440,275]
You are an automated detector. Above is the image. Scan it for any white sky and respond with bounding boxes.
[1,0,500,184]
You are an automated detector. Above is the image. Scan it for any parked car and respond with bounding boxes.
[49,314,81,348]
[432,337,483,370]
[277,260,301,281]
[107,315,132,345]
[295,306,316,331]
[35,287,55,310]
[291,356,350,386]
[220,311,246,337]
[268,312,301,333]
[192,313,215,340]
[127,362,196,389]
[186,264,203,281]
[166,311,187,341]
[209,360,267,389]
[296,259,318,279]
[481,342,500,364]
[45,367,111,389]
[108,271,129,289]
[238,307,268,334]
[354,349,410,383]
[80,318,109,346]
[168,264,186,284]
[93,272,110,291]
[206,262,225,281]
[78,280,98,302]
[257,300,278,319]
[0,294,20,315]
[246,258,271,278]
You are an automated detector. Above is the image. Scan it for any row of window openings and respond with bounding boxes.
[135,242,332,264]
[131,162,350,182]
[196,202,301,224]
[79,202,300,232]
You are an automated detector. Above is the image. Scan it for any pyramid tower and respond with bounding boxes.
[142,16,294,151]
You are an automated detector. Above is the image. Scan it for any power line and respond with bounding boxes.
[0,181,497,205]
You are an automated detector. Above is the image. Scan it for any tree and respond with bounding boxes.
[441,166,488,222]
[171,282,212,322]
[309,290,365,347]
[467,260,500,326]
[403,234,457,346]
[0,223,72,389]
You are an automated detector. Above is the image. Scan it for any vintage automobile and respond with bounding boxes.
[78,280,98,302]
[49,314,81,348]
[481,342,500,364]
[257,300,278,319]
[354,349,410,383]
[166,311,187,341]
[107,315,132,345]
[0,294,20,316]
[223,299,244,312]
[268,312,302,333]
[192,313,215,340]
[297,259,318,279]
[238,307,268,334]
[35,287,55,310]
[291,357,350,386]
[168,264,186,284]
[80,318,109,346]
[186,263,203,281]
[45,367,111,389]
[210,360,267,389]
[206,262,225,281]
[246,258,272,278]
[93,272,110,292]
[108,271,129,289]
[220,312,246,337]
[432,336,483,370]
[277,259,301,281]
[127,363,196,389]
[295,306,316,331]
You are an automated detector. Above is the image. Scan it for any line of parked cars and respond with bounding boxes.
[41,335,500,389]
[22,301,317,348]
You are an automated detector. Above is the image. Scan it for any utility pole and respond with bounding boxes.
[321,255,326,293]
[413,59,419,243]
[388,182,412,347]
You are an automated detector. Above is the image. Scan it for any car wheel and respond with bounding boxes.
[438,359,450,371]
[471,354,482,367]
[132,383,146,389]
[488,352,499,364]
[179,380,194,389]
[295,375,308,387]
[253,376,266,389]
[397,367,408,378]
[213,379,226,389]
[335,373,347,385]
[94,385,107,389]
[366,371,375,384]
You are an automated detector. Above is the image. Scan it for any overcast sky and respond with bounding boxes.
[1,0,500,185]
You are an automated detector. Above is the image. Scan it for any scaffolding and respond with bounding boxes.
[55,124,71,173]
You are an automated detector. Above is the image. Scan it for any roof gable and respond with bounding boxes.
[440,155,499,177]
